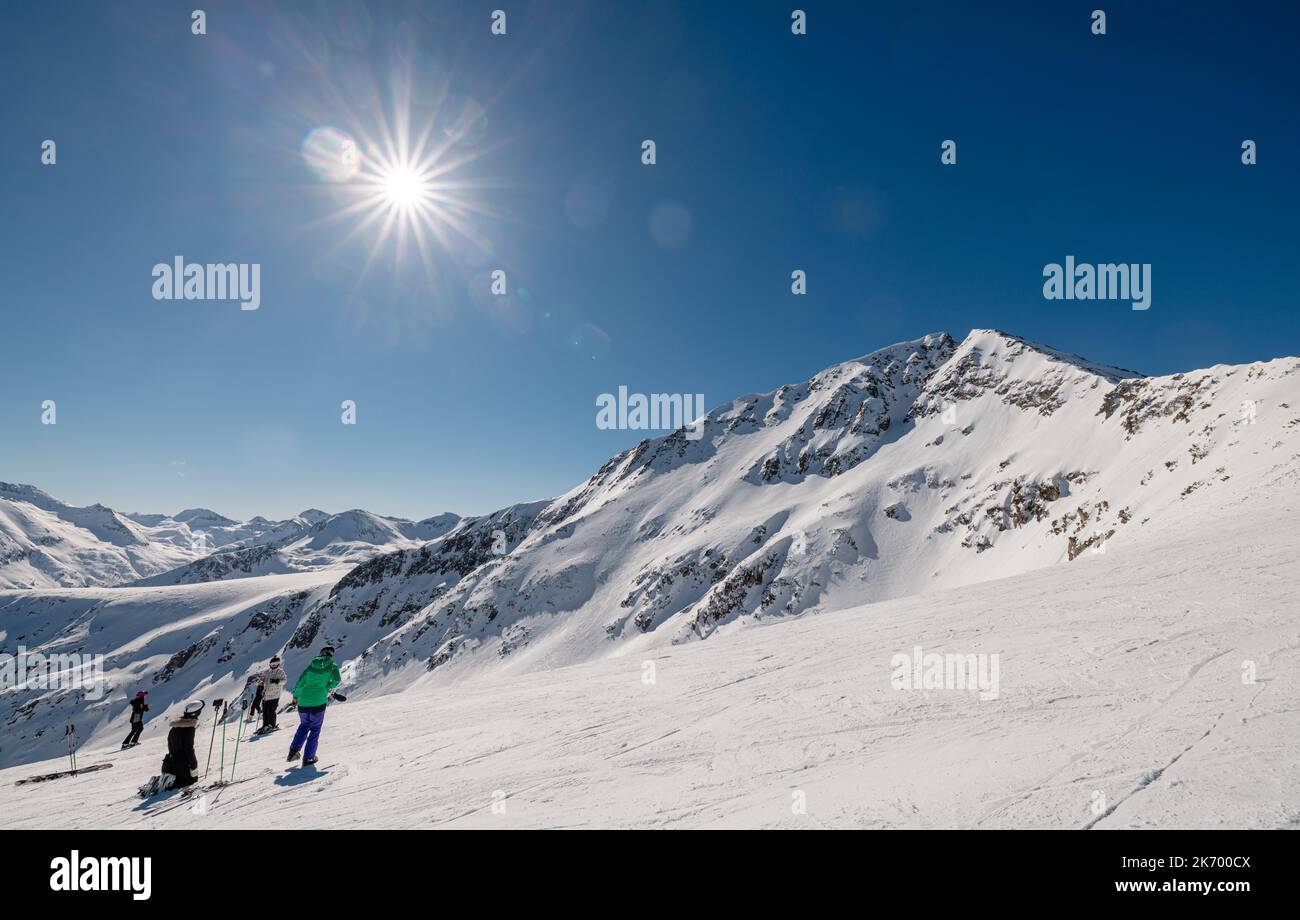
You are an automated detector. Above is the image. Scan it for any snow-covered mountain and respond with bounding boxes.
[131,510,461,586]
[0,483,196,589]
[0,486,459,590]
[2,329,1298,773]
[329,328,1297,687]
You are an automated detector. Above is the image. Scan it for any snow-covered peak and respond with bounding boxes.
[911,328,1143,424]
[957,328,1141,381]
[838,330,957,373]
[301,509,405,546]
[173,507,239,528]
[0,481,59,505]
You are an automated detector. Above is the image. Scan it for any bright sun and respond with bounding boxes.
[380,166,427,210]
[302,72,498,285]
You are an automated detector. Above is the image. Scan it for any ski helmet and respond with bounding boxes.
[320,645,335,657]
[135,691,147,698]
[270,656,281,665]
[183,700,205,718]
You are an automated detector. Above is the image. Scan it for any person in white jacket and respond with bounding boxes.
[256,656,289,734]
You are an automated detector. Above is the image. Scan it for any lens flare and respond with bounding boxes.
[301,126,360,182]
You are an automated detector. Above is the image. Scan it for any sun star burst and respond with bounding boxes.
[300,68,504,288]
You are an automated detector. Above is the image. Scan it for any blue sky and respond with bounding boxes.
[2,0,1297,521]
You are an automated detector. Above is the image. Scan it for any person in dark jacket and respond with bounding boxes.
[287,646,341,766]
[249,678,265,730]
[122,691,149,748]
[160,701,205,789]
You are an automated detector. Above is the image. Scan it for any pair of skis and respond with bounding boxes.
[16,763,112,786]
[64,723,77,773]
[13,723,114,786]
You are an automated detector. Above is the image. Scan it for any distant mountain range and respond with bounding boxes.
[0,483,459,590]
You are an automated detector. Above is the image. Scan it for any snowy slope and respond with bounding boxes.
[0,570,347,768]
[2,328,1298,779]
[0,497,1295,829]
[0,510,461,767]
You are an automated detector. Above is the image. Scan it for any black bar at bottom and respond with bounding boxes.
[4,828,1288,907]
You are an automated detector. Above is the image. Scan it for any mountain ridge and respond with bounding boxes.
[0,484,460,590]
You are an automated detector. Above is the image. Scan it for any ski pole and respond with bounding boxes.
[204,699,224,779]
[228,700,248,784]
[219,701,228,784]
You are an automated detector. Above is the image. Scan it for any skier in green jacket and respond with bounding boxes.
[287,646,341,766]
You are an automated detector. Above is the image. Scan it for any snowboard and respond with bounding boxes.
[15,763,113,786]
